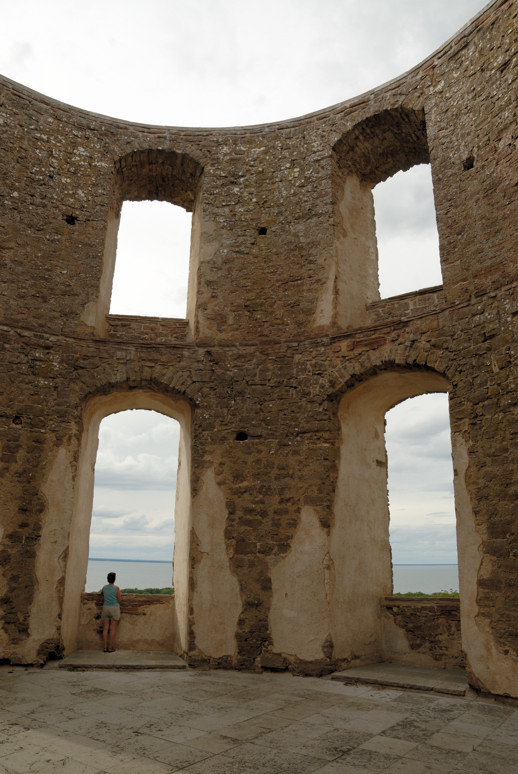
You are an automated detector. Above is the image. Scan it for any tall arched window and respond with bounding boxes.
[61,390,193,655]
[331,370,451,660]
[373,164,442,298]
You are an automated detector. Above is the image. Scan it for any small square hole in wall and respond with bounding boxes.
[110,200,191,318]
[257,227,268,236]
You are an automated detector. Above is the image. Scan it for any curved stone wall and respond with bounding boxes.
[0,0,516,697]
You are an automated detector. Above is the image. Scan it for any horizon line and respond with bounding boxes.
[89,558,458,566]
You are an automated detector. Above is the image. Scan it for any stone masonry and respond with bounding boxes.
[0,0,516,698]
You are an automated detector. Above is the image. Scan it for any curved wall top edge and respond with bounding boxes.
[0,0,500,136]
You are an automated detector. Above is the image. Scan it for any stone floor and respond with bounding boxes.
[1,660,517,773]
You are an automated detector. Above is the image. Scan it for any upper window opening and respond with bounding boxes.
[373,164,442,299]
[109,200,191,318]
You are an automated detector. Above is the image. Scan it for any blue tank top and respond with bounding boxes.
[103,584,119,606]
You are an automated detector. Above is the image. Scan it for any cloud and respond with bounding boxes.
[6,42,33,72]
[390,522,458,565]
[386,394,457,561]
[110,201,191,318]
[93,453,178,491]
[374,165,442,297]
[88,534,174,563]
[0,1,488,126]
[93,410,180,490]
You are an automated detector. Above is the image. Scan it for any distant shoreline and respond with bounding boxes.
[89,558,457,566]
[89,558,171,564]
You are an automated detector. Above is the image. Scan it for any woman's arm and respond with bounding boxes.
[116,586,122,604]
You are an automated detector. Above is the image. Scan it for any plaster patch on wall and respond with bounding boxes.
[191,467,241,658]
[270,507,330,661]
[312,252,336,330]
[81,301,97,327]
[452,433,518,695]
[30,448,74,660]
[333,176,378,329]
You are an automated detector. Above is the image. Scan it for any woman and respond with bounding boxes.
[101,572,122,652]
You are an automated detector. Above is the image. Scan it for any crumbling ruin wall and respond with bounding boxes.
[0,0,516,697]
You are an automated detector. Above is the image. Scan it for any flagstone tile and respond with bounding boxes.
[426,729,481,752]
[120,733,212,769]
[221,741,326,773]
[332,746,400,771]
[403,741,470,768]
[359,734,418,757]
[108,757,174,774]
[384,759,452,773]
[343,708,408,734]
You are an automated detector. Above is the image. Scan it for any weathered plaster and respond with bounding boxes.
[28,448,75,662]
[270,507,330,661]
[191,467,241,658]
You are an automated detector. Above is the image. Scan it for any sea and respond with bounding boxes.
[86,559,459,595]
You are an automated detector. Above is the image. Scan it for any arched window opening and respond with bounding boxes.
[109,200,191,318]
[373,164,442,298]
[85,409,180,591]
[385,392,458,594]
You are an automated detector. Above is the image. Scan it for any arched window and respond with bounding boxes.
[109,201,192,318]
[331,370,452,659]
[373,164,442,298]
[61,390,192,655]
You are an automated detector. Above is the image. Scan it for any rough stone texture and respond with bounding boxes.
[382,597,464,670]
[0,0,516,699]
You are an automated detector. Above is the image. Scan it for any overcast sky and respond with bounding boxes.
[2,0,488,567]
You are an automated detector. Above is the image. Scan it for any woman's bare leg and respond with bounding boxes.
[109,620,118,651]
[103,620,110,651]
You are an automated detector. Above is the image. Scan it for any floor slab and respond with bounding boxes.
[58,649,187,670]
[330,663,468,696]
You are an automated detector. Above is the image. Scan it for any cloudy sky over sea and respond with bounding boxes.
[2,0,488,564]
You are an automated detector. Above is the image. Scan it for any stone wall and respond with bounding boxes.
[0,0,516,698]
[382,597,463,670]
[78,593,177,653]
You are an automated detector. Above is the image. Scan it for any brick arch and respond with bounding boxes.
[114,148,204,212]
[75,371,201,408]
[323,343,453,400]
[333,106,429,185]
[60,388,193,656]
